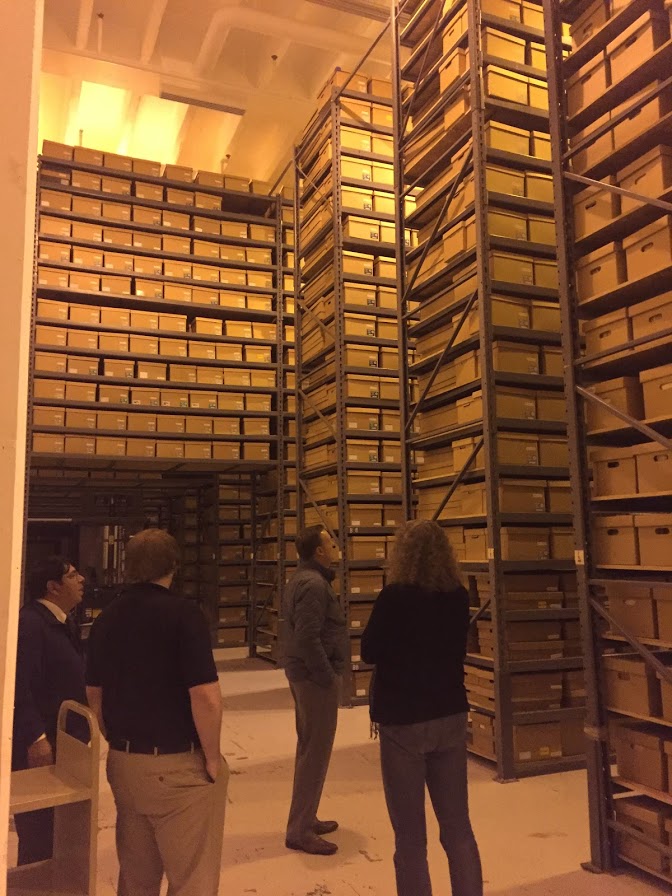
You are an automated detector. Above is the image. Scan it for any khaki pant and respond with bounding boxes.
[107,748,229,896]
[286,676,340,842]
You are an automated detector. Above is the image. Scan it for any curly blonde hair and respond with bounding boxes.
[387,519,463,592]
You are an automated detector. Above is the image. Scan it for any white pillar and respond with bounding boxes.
[0,0,44,887]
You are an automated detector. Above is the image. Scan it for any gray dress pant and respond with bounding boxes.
[286,676,340,842]
[379,713,483,896]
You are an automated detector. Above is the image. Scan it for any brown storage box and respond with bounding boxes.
[573,179,619,239]
[640,363,672,419]
[501,527,550,561]
[65,437,96,455]
[614,797,672,874]
[591,446,637,497]
[583,309,630,357]
[513,722,562,763]
[607,11,669,84]
[576,242,626,302]
[593,514,638,566]
[603,655,661,716]
[567,55,608,118]
[636,514,672,568]
[586,376,644,432]
[619,145,672,215]
[126,439,156,458]
[635,442,672,493]
[630,292,672,340]
[607,582,656,639]
[624,217,672,282]
[615,722,668,790]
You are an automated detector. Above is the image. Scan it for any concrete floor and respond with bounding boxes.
[9,650,667,895]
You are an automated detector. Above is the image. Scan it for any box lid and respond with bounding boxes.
[591,375,639,393]
[485,64,528,85]
[614,795,670,826]
[582,307,629,334]
[618,144,672,182]
[631,442,672,460]
[603,653,649,673]
[590,445,636,463]
[614,721,667,750]
[634,513,672,527]
[622,215,671,250]
[629,290,672,318]
[567,52,607,89]
[639,361,672,383]
[607,11,665,56]
[593,513,634,528]
[576,241,619,268]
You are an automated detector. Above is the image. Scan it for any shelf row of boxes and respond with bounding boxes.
[442,525,574,563]
[601,580,672,642]
[33,407,272,436]
[417,478,572,518]
[591,441,672,498]
[467,668,584,714]
[42,140,277,197]
[592,514,672,568]
[472,620,582,660]
[472,572,578,609]
[39,212,276,249]
[468,711,586,765]
[417,339,562,379]
[585,364,672,432]
[34,360,276,390]
[32,434,270,460]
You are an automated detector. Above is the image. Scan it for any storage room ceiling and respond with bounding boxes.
[40,0,394,184]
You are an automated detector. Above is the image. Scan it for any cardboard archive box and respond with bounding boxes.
[585,376,643,431]
[592,513,638,566]
[614,722,668,791]
[640,363,672,419]
[614,797,672,874]
[590,445,637,496]
[635,514,672,568]
[603,654,661,716]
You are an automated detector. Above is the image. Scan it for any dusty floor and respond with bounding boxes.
[9,650,667,894]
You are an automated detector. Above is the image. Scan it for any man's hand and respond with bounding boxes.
[205,755,222,783]
[27,738,53,768]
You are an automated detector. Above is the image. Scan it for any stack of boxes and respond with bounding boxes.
[252,191,298,661]
[216,475,256,648]
[296,69,407,702]
[33,141,281,464]
[558,0,672,881]
[401,0,583,774]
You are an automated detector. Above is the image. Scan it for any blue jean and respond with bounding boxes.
[379,713,483,896]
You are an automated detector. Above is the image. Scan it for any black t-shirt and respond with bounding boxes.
[86,583,218,746]
[361,582,470,725]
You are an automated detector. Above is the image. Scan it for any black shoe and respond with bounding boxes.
[313,819,338,835]
[285,835,338,855]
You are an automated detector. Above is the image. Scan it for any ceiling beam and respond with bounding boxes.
[140,0,168,65]
[75,0,95,51]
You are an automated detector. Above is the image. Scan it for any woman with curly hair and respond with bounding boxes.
[361,519,482,896]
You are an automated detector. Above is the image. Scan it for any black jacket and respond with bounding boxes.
[361,583,470,725]
[12,601,86,769]
[281,561,348,687]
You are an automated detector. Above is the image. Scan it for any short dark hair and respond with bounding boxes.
[125,529,179,583]
[27,556,72,601]
[296,525,326,561]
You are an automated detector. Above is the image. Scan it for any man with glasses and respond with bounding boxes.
[12,556,87,864]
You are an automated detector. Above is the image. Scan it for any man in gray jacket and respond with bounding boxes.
[282,525,348,855]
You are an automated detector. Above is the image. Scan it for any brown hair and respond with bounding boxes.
[125,529,179,584]
[386,519,463,592]
[296,525,325,561]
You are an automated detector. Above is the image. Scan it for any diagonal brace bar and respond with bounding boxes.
[591,597,672,687]
[577,386,672,452]
[432,436,484,522]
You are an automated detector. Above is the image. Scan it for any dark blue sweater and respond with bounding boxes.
[361,583,470,725]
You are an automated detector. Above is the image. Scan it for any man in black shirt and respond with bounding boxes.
[86,529,227,896]
[12,556,86,864]
[281,525,348,856]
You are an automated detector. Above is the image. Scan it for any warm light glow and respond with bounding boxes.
[126,95,188,164]
[65,81,129,151]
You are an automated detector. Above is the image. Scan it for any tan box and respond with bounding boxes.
[38,242,71,265]
[103,251,133,274]
[42,140,73,160]
[640,363,672,419]
[33,406,66,428]
[102,202,131,222]
[133,206,162,227]
[95,437,126,457]
[97,410,127,431]
[40,189,71,212]
[159,313,187,332]
[607,582,656,640]
[604,654,661,716]
[130,334,159,356]
[34,352,67,374]
[593,514,638,566]
[37,298,68,321]
[155,440,185,458]
[164,284,192,303]
[133,232,162,252]
[567,55,608,118]
[586,376,643,431]
[131,388,161,407]
[101,177,131,196]
[98,333,128,353]
[501,527,550,561]
[99,385,130,404]
[591,446,637,496]
[39,216,72,240]
[159,338,187,358]
[32,433,65,453]
[608,12,668,84]
[576,243,626,302]
[582,309,630,357]
[619,145,672,216]
[72,146,103,166]
[624,217,672,282]
[126,438,156,457]
[69,272,100,293]
[630,292,672,341]
[212,442,241,461]
[137,362,166,381]
[635,442,672,494]
[35,325,66,348]
[102,358,134,378]
[160,390,189,409]
[67,330,98,351]
[103,228,132,248]
[490,251,534,286]
[65,436,96,455]
[99,308,131,329]
[163,235,191,255]
[37,267,69,289]
[130,310,159,330]
[636,513,672,568]
[166,188,194,206]
[192,288,219,306]
[65,409,97,430]
[513,721,563,763]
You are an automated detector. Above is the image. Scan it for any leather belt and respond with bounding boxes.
[109,737,196,755]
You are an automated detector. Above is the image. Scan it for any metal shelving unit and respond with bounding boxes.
[294,67,404,705]
[544,0,672,881]
[393,0,583,780]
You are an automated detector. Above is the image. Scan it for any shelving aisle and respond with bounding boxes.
[545,0,672,885]
[393,0,585,779]
[30,143,287,645]
[294,70,405,704]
